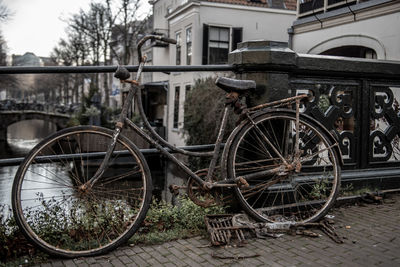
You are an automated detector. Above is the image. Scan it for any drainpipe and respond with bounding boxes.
[164,82,169,142]
[287,27,294,50]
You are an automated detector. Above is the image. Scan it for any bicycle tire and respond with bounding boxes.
[227,111,341,223]
[12,126,152,258]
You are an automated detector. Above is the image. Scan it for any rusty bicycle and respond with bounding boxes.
[12,35,342,258]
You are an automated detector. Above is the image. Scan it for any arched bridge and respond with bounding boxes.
[0,110,71,142]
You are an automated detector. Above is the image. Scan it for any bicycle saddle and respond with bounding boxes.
[215,77,256,93]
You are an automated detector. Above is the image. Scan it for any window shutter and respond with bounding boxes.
[202,24,209,65]
[232,27,243,51]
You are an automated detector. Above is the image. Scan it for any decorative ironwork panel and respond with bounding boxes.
[291,80,358,165]
[370,85,400,163]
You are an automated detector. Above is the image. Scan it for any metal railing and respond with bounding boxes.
[0,65,234,74]
[1,62,399,79]
[0,144,220,167]
[1,48,400,189]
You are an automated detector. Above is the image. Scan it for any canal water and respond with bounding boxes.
[0,120,57,209]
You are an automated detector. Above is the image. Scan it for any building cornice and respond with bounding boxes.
[169,8,199,26]
[166,0,295,21]
[166,1,201,20]
[200,1,296,15]
[293,0,400,34]
[148,0,159,5]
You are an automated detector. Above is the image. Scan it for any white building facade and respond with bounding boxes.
[291,0,400,60]
[146,0,297,146]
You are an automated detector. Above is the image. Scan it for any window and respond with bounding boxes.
[209,26,229,64]
[144,51,152,62]
[365,49,377,59]
[176,32,181,65]
[231,28,243,51]
[185,84,191,96]
[183,84,191,125]
[186,27,192,65]
[173,86,180,129]
[202,25,242,65]
[321,46,378,59]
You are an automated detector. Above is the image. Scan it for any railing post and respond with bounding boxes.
[228,40,296,107]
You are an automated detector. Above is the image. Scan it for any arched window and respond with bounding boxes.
[320,45,377,59]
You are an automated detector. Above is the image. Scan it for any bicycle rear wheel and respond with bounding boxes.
[227,111,341,223]
[12,126,152,258]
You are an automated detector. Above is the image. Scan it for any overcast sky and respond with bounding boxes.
[1,0,151,57]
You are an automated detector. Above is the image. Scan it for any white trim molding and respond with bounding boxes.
[307,34,387,59]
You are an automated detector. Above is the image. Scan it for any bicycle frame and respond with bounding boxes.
[124,88,229,189]
[86,35,312,192]
[86,57,228,191]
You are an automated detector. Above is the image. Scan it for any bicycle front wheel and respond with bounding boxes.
[227,111,340,223]
[12,126,152,258]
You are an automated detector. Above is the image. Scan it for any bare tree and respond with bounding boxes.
[87,1,117,106]
[33,74,64,105]
[50,40,76,105]
[0,2,18,96]
[0,0,12,21]
[52,0,150,108]
[69,3,110,103]
[112,0,149,65]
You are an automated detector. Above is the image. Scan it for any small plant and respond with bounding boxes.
[130,196,226,245]
[309,178,330,199]
[67,116,81,127]
[0,204,42,264]
[317,93,330,113]
[340,183,354,196]
[340,183,379,197]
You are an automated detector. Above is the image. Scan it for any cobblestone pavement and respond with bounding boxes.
[38,194,400,267]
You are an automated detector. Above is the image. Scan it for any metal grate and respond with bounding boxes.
[204,214,247,246]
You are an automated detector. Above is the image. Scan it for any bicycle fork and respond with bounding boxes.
[82,61,146,190]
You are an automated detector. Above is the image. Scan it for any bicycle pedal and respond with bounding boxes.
[237,177,249,188]
[168,184,181,196]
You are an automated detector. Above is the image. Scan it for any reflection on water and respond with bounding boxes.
[20,163,73,211]
[8,120,57,140]
[0,140,64,209]
[0,120,57,209]
[7,138,40,155]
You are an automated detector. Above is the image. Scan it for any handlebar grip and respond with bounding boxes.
[114,65,130,80]
[160,37,177,44]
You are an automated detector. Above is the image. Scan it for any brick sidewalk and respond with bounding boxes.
[38,194,400,267]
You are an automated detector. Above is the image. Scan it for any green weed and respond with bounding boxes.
[130,196,226,245]
[1,195,226,263]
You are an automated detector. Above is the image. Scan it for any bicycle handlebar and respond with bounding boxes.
[137,35,176,63]
[159,37,177,44]
[114,35,177,81]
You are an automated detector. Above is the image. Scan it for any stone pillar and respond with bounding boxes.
[228,40,297,107]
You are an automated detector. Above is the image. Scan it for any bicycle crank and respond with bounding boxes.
[187,170,220,207]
